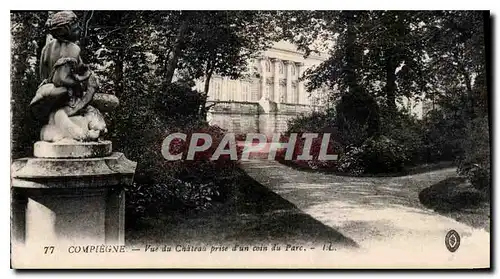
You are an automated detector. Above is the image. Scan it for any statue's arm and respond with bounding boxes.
[52,64,77,87]
[74,72,91,82]
[64,73,97,116]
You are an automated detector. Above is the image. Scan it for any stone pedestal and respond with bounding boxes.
[11,142,136,246]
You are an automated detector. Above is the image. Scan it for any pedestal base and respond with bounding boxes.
[11,152,136,246]
[34,140,113,159]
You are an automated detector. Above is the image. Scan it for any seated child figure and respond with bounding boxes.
[31,11,107,142]
[31,57,105,142]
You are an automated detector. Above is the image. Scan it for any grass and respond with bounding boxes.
[419,177,490,232]
[125,168,358,248]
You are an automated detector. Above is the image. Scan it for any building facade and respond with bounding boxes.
[194,41,329,136]
[195,40,426,136]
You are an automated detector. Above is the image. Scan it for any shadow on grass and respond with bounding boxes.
[419,177,490,231]
[126,169,358,249]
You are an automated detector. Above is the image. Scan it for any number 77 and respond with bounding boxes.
[43,246,54,254]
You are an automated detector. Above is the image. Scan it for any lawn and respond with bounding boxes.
[125,168,358,248]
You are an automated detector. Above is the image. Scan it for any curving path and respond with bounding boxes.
[241,160,490,268]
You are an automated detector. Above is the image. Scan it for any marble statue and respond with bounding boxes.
[30,10,118,142]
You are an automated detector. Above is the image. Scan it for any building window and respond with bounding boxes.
[265,61,271,73]
[293,85,298,104]
[265,85,272,100]
[229,81,236,101]
[291,64,296,76]
[280,85,286,103]
[242,83,249,102]
[278,62,284,75]
[215,81,222,100]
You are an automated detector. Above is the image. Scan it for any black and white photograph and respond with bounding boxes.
[9,9,491,269]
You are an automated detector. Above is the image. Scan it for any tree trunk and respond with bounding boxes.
[203,63,214,95]
[201,65,214,119]
[344,11,359,94]
[164,14,189,86]
[385,54,397,113]
[204,73,212,95]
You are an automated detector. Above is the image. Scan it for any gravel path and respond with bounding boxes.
[241,160,490,268]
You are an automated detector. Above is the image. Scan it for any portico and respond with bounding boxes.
[195,40,329,134]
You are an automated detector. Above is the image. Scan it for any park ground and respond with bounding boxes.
[127,158,490,267]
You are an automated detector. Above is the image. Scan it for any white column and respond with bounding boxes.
[285,61,292,103]
[296,62,305,104]
[271,58,279,103]
[260,59,267,100]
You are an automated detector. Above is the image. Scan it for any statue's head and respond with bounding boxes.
[46,11,81,42]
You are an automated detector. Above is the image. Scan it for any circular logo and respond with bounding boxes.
[445,230,461,252]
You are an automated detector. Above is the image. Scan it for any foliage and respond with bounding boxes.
[74,11,275,224]
[121,112,242,226]
[279,11,434,115]
[179,11,279,87]
[420,109,467,162]
[379,106,424,165]
[276,133,342,170]
[457,116,490,191]
[11,12,48,158]
[335,90,380,146]
[125,178,222,226]
[155,82,207,123]
[361,135,409,174]
[278,11,489,176]
[286,110,335,134]
[425,11,487,118]
[337,145,365,175]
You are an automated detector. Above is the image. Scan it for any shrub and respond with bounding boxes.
[457,116,490,191]
[125,177,224,226]
[155,82,207,123]
[380,107,424,165]
[336,136,409,175]
[116,83,242,226]
[420,109,467,163]
[286,110,335,134]
[279,110,344,170]
[337,145,365,176]
[361,135,409,174]
[276,133,343,170]
[335,90,380,146]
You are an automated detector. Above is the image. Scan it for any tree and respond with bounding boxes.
[425,11,488,119]
[177,11,279,117]
[277,11,381,143]
[10,11,48,158]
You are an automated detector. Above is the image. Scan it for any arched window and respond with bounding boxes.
[278,62,284,75]
[291,64,296,76]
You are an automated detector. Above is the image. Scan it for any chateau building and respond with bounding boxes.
[195,40,425,135]
[194,41,330,135]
